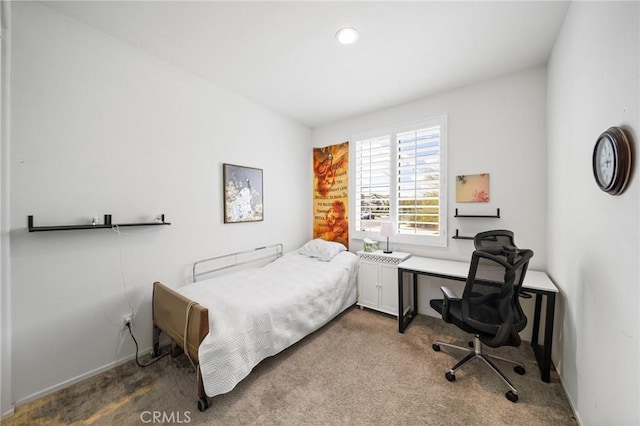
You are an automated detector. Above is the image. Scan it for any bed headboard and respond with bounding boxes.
[192,243,284,282]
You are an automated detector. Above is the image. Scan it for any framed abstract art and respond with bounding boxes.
[456,173,490,203]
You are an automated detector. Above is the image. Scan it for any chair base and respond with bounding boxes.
[433,335,525,401]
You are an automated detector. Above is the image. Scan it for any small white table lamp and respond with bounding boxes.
[380,222,396,253]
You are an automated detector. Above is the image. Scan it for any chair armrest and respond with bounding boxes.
[440,286,460,322]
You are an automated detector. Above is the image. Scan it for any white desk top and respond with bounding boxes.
[398,256,558,293]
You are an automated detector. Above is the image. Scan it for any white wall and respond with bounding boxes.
[0,0,12,418]
[312,67,548,333]
[9,2,311,404]
[547,2,639,425]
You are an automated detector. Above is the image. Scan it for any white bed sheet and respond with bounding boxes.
[176,250,358,397]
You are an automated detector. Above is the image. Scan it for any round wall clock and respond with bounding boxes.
[592,126,632,195]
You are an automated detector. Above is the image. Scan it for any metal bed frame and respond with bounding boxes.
[192,243,283,282]
[152,243,284,412]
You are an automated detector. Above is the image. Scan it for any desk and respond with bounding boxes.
[397,256,557,383]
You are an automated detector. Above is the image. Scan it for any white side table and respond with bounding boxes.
[357,250,411,316]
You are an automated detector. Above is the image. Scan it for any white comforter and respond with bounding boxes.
[177,250,358,397]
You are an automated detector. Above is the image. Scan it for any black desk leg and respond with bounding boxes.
[530,292,554,383]
[412,273,418,317]
[531,294,542,349]
[541,292,556,383]
[398,269,405,333]
[398,269,418,333]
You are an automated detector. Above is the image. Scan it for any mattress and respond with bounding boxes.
[176,250,358,397]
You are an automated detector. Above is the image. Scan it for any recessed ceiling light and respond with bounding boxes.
[336,27,359,45]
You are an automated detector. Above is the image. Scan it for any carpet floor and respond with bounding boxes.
[4,308,577,425]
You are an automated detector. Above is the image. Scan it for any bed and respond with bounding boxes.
[151,240,358,411]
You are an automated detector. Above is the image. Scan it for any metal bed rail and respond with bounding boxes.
[192,243,284,282]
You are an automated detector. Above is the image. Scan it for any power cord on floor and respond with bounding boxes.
[126,322,169,368]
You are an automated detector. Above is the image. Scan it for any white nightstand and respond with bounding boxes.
[357,250,411,317]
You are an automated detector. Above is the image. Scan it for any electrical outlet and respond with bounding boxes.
[122,313,132,329]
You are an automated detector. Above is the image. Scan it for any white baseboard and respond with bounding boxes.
[1,407,15,421]
[555,365,581,425]
[13,345,154,408]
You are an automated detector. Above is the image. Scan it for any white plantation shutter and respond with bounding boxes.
[351,116,447,247]
[397,125,441,235]
[355,135,391,233]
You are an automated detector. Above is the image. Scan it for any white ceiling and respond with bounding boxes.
[45,1,571,128]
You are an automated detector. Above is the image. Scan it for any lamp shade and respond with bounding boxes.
[379,222,396,238]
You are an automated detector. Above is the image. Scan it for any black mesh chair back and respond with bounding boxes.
[474,229,517,253]
[462,247,533,348]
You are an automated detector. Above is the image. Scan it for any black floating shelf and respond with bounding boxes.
[452,229,475,240]
[454,208,501,218]
[28,214,171,232]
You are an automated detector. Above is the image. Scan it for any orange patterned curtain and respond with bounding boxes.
[313,142,349,249]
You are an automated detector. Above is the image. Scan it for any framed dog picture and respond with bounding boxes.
[223,163,264,223]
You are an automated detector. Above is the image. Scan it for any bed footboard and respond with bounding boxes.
[152,281,210,410]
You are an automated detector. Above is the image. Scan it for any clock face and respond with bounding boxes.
[594,136,615,188]
[592,127,632,195]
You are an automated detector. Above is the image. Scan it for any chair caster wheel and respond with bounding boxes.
[506,391,518,403]
[198,397,210,412]
[445,371,456,382]
[514,365,525,375]
[432,344,441,352]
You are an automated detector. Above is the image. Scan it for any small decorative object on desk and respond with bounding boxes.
[363,238,379,252]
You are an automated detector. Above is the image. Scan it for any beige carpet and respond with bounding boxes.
[4,308,577,425]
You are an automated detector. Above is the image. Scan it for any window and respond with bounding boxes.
[352,116,447,247]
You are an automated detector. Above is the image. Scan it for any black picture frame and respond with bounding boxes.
[223,163,264,223]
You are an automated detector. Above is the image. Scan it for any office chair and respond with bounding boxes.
[430,245,534,402]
